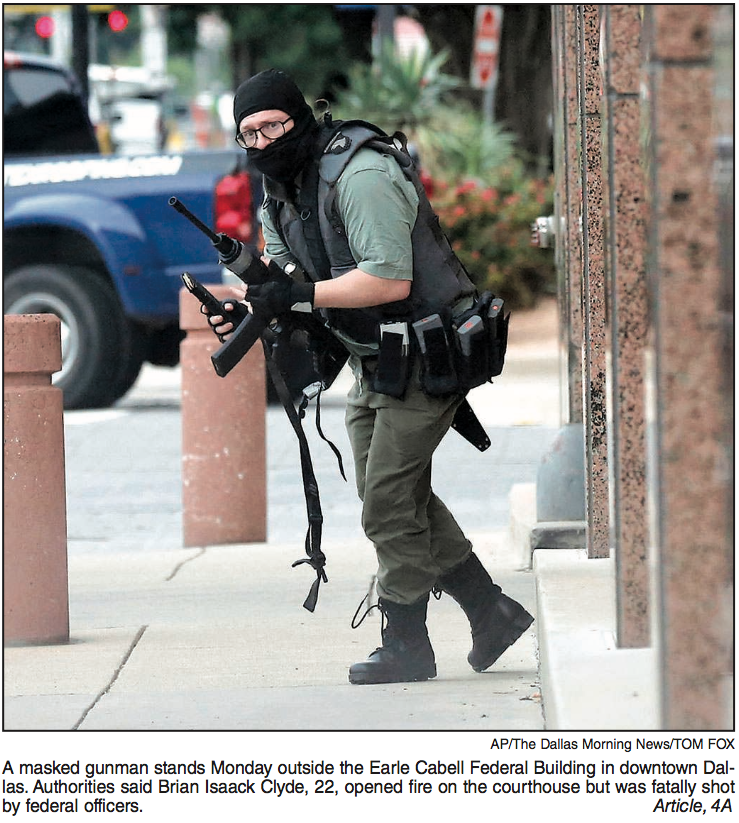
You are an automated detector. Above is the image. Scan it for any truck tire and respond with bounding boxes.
[4,264,144,409]
[110,319,147,405]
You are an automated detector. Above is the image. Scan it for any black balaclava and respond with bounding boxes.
[233,69,318,183]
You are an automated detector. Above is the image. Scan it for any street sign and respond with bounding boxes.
[470,5,503,90]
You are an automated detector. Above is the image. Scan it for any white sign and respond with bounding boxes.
[470,5,503,90]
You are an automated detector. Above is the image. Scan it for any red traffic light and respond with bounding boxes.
[35,15,55,39]
[108,9,128,32]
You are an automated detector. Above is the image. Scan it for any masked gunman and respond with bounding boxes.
[208,69,533,685]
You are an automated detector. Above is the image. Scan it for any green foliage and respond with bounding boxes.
[429,170,556,310]
[333,39,460,134]
[415,108,518,184]
[220,4,346,98]
[166,5,347,101]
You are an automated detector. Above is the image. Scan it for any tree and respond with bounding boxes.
[166,5,347,101]
[412,4,552,170]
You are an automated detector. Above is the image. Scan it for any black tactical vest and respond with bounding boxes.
[265,120,476,346]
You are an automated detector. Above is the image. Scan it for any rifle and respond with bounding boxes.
[172,196,347,386]
[170,196,268,285]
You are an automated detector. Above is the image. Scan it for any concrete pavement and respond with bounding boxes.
[5,300,564,731]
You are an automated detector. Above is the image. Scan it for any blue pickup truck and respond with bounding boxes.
[4,51,262,409]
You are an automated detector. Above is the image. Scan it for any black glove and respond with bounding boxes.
[247,279,315,319]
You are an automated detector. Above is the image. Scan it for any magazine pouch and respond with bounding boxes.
[452,291,510,390]
[371,321,411,398]
[486,295,510,378]
[412,311,460,396]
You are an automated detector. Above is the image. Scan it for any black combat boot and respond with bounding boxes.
[348,595,437,685]
[437,552,534,672]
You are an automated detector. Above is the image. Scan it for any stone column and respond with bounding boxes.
[600,5,650,648]
[642,5,732,729]
[577,5,610,558]
[533,7,588,546]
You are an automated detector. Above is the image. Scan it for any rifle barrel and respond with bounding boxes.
[169,197,220,244]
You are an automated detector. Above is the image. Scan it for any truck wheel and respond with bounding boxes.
[4,265,142,409]
[107,318,147,405]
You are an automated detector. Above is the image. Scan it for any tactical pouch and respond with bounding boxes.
[452,291,510,390]
[412,313,460,396]
[486,296,510,377]
[278,313,349,392]
[454,313,489,389]
[371,321,411,398]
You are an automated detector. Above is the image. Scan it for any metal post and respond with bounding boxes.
[71,5,90,109]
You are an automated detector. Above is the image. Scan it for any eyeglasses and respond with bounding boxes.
[235,118,293,149]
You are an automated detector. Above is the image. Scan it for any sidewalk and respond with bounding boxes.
[4,300,562,731]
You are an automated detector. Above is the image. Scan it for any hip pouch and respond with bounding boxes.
[381,293,511,398]
[279,314,349,391]
[452,291,510,391]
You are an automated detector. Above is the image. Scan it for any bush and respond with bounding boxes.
[415,108,518,183]
[333,40,460,134]
[429,166,556,310]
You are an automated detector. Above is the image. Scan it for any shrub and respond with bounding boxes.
[429,166,556,310]
[333,40,460,134]
[415,108,518,183]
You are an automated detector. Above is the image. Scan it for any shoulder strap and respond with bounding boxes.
[265,195,284,242]
[322,128,417,237]
[296,146,334,281]
[317,120,389,185]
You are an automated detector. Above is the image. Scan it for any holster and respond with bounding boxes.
[271,312,349,392]
[451,398,491,452]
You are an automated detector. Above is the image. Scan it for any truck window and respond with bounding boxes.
[4,63,99,157]
[4,65,72,112]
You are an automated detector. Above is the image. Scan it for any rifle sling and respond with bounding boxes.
[261,337,327,613]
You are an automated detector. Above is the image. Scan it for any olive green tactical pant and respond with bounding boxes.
[345,364,473,605]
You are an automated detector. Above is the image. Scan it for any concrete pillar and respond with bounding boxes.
[600,5,650,648]
[4,314,69,645]
[576,5,610,559]
[179,287,267,548]
[642,5,732,730]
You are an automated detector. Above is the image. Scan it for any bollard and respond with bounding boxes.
[4,314,69,645]
[180,286,267,547]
